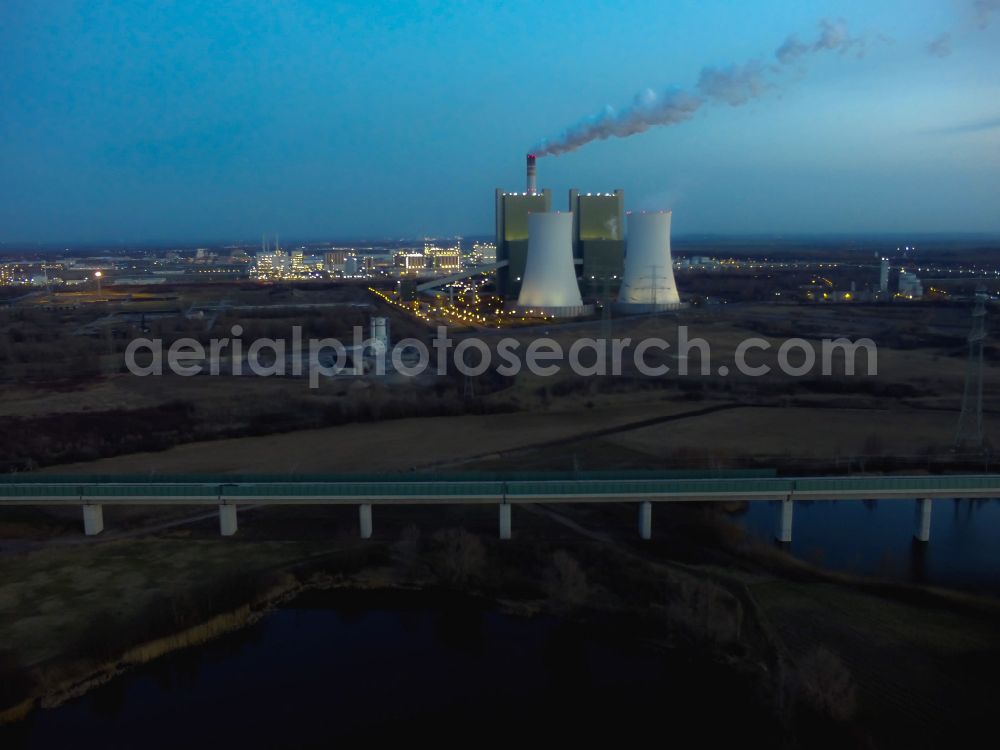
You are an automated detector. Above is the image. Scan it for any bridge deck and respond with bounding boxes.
[0,473,997,505]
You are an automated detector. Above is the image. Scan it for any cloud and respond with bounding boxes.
[926,33,953,58]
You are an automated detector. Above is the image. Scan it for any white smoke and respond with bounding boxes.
[975,0,1000,28]
[533,18,870,157]
[927,33,953,58]
[697,60,769,106]
[775,18,869,65]
[533,88,702,157]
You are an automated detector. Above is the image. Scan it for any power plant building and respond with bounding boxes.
[617,211,681,312]
[495,155,675,314]
[495,188,551,298]
[569,189,625,286]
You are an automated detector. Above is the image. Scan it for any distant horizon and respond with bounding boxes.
[3,230,1000,255]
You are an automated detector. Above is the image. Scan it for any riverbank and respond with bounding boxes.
[2,504,999,746]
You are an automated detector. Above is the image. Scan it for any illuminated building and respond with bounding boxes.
[472,241,497,263]
[343,256,361,276]
[495,189,551,298]
[255,250,288,278]
[394,252,426,274]
[424,244,462,271]
[324,250,350,270]
[898,271,924,299]
[569,189,625,284]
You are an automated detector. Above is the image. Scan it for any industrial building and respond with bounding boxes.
[569,189,625,291]
[494,154,551,298]
[491,154,678,315]
[424,244,462,270]
[255,249,288,278]
[495,193,551,297]
[898,271,924,299]
[324,250,350,270]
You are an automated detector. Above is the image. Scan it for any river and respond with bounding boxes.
[4,589,778,747]
[735,497,1000,595]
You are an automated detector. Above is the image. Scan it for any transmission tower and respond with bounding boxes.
[599,274,614,373]
[955,286,988,451]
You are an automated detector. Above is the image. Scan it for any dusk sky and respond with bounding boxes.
[1,0,998,244]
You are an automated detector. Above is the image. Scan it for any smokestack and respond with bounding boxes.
[526,153,537,195]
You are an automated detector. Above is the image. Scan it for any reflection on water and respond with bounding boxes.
[5,590,777,748]
[735,498,1000,595]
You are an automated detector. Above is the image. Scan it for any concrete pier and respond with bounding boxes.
[776,498,793,543]
[219,504,238,536]
[914,498,932,543]
[360,504,373,539]
[499,503,511,540]
[82,504,104,536]
[639,501,652,540]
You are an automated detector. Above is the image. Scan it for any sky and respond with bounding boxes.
[1,0,998,244]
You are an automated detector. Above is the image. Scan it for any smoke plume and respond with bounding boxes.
[927,33,953,58]
[975,0,1000,28]
[697,61,769,106]
[533,88,702,157]
[533,18,870,157]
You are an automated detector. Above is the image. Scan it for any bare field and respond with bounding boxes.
[39,398,720,475]
[603,405,995,462]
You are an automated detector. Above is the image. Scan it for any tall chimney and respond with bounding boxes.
[526,153,537,195]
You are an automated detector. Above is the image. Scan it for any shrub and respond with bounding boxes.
[665,577,742,646]
[795,647,858,721]
[543,550,590,609]
[431,528,486,586]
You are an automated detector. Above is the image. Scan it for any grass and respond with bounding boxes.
[0,538,339,667]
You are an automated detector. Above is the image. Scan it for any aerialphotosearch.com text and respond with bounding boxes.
[125,325,878,388]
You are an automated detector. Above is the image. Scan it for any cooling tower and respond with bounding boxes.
[616,211,682,312]
[516,212,591,316]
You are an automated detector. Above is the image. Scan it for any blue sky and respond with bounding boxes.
[1,0,998,243]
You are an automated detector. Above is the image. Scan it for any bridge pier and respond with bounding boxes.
[360,504,373,539]
[82,504,104,536]
[639,501,652,540]
[499,502,511,540]
[219,504,238,536]
[776,498,793,544]
[914,498,932,543]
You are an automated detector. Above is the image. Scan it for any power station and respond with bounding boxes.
[494,155,552,298]
[494,154,683,315]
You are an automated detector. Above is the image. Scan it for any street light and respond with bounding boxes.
[94,271,102,294]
